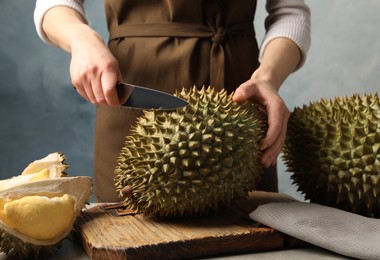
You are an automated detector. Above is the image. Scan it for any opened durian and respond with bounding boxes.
[115,86,267,217]
[0,152,92,257]
[283,93,380,217]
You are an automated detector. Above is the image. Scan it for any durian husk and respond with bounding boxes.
[0,153,92,257]
[283,93,380,217]
[0,152,68,191]
[21,152,68,176]
[115,86,267,218]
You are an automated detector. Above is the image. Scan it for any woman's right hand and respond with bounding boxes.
[69,28,122,106]
[42,6,123,106]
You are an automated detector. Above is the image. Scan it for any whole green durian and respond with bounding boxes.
[115,86,267,217]
[283,93,380,217]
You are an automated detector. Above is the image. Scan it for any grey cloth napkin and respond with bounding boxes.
[249,202,380,260]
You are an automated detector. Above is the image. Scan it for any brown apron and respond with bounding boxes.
[94,0,278,202]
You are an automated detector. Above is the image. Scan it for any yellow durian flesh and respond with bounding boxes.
[0,195,75,241]
[0,152,92,258]
[0,177,92,244]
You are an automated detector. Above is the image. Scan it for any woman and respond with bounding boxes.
[34,0,311,202]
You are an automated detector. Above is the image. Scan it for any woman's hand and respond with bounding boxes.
[233,73,290,168]
[233,37,301,168]
[69,28,122,106]
[42,6,122,106]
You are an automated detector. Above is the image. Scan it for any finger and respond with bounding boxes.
[233,81,257,103]
[261,108,290,167]
[261,133,282,168]
[260,98,283,150]
[81,81,97,104]
[71,72,92,103]
[73,84,90,102]
[82,63,106,105]
[91,77,107,105]
[101,68,121,106]
[71,64,97,104]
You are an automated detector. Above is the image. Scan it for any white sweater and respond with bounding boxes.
[34,0,311,68]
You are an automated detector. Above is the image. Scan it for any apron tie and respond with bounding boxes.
[210,26,227,44]
[108,22,254,89]
[207,20,226,88]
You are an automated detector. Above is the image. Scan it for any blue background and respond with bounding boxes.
[1,1,380,201]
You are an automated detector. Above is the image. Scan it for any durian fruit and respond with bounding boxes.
[0,152,92,258]
[283,93,380,217]
[115,86,267,218]
[0,152,68,191]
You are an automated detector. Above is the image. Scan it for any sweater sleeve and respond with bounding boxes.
[260,0,311,70]
[34,0,87,45]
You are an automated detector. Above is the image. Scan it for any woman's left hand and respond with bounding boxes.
[233,73,290,168]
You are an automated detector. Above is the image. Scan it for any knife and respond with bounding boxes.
[117,82,188,110]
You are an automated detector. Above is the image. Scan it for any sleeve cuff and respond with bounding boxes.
[259,0,311,71]
[259,19,311,70]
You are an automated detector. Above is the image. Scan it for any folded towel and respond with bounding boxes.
[250,202,380,260]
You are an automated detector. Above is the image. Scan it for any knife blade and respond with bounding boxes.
[117,82,188,110]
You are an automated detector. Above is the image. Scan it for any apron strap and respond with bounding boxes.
[108,21,255,89]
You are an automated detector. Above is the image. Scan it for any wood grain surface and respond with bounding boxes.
[75,191,304,260]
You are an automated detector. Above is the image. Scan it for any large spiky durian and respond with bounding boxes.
[115,86,267,217]
[0,152,92,258]
[283,93,380,217]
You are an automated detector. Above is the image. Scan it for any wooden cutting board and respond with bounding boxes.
[75,191,306,260]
